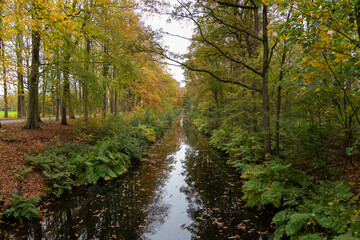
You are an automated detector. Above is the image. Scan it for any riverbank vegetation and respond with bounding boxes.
[0,0,180,225]
[2,0,360,238]
[0,108,178,224]
[173,0,360,239]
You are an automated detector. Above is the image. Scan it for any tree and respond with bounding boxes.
[158,0,274,155]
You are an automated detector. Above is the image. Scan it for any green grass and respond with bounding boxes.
[0,111,18,118]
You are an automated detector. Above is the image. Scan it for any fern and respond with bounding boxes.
[71,139,131,184]
[3,191,41,224]
[27,151,76,196]
[299,234,327,240]
[285,213,313,236]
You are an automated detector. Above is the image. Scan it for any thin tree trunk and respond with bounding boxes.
[16,31,26,118]
[1,36,7,118]
[74,81,78,115]
[83,37,91,121]
[262,4,271,155]
[0,0,4,123]
[42,72,47,117]
[110,89,114,114]
[3,75,8,118]
[102,50,109,118]
[61,52,71,125]
[275,51,287,156]
[114,90,118,114]
[56,69,60,120]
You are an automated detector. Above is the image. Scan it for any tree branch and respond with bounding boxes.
[215,1,257,10]
[179,3,263,76]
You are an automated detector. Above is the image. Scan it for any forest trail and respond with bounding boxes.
[1,116,80,124]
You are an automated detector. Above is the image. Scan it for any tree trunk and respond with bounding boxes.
[42,72,47,117]
[3,69,8,118]
[3,78,8,118]
[1,40,7,118]
[262,4,271,155]
[55,70,60,120]
[16,31,26,118]
[275,51,287,156]
[74,81,78,115]
[83,36,91,121]
[24,29,40,130]
[103,88,107,118]
[114,90,118,114]
[102,50,109,118]
[61,56,70,125]
[110,89,114,114]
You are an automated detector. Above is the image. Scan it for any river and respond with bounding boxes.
[0,115,273,239]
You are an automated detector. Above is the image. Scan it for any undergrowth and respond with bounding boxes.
[3,191,41,225]
[2,107,178,224]
[192,114,360,239]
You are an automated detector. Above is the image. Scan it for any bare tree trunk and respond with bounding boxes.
[103,88,107,118]
[24,28,40,130]
[74,81,78,115]
[16,31,26,118]
[42,71,47,117]
[1,38,8,118]
[61,54,70,125]
[3,75,8,118]
[83,37,91,121]
[55,69,60,120]
[114,90,118,114]
[110,89,114,114]
[275,51,287,156]
[102,50,109,118]
[262,4,271,155]
[0,0,4,126]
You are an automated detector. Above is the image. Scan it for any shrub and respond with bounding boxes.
[71,139,131,184]
[3,191,41,224]
[27,151,76,196]
[211,126,264,165]
[241,159,308,208]
[273,181,360,239]
[238,159,360,240]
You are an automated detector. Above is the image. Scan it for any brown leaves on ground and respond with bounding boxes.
[0,119,79,210]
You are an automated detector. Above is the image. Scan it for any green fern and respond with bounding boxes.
[3,191,41,224]
[27,152,76,196]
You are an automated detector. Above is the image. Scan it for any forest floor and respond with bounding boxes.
[0,120,79,211]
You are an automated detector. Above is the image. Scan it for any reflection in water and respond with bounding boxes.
[0,115,273,240]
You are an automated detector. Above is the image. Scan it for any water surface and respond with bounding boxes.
[0,116,273,239]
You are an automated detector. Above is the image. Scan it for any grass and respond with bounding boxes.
[0,111,18,118]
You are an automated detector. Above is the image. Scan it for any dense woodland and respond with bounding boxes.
[0,0,179,128]
[173,0,360,239]
[1,0,360,239]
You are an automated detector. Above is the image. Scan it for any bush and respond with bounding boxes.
[238,159,360,240]
[3,191,41,224]
[211,126,264,165]
[273,181,360,240]
[241,159,308,208]
[71,139,131,184]
[27,151,76,196]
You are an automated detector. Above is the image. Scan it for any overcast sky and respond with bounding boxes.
[142,1,194,87]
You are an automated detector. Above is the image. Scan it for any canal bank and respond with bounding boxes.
[1,115,273,239]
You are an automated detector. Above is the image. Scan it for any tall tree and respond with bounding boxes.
[24,0,41,129]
